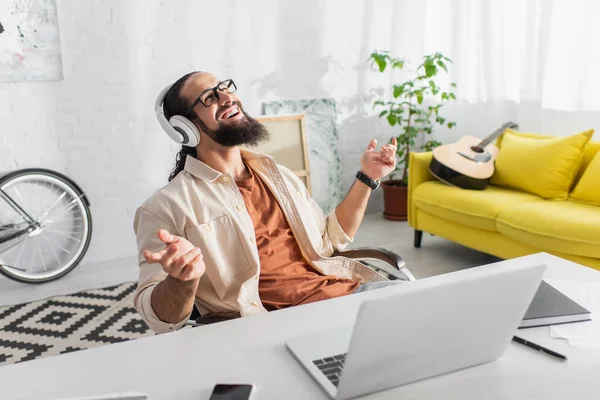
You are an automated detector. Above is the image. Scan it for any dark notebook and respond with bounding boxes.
[519,280,591,329]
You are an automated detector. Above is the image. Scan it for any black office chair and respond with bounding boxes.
[185,246,414,327]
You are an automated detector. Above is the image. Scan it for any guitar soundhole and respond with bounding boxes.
[471,146,484,153]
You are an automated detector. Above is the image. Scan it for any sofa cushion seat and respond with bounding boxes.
[497,200,600,258]
[412,181,543,231]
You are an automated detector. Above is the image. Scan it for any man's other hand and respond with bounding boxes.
[143,229,206,281]
[359,137,397,180]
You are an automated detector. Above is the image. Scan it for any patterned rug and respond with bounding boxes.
[0,282,155,366]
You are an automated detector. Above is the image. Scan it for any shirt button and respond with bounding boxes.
[250,237,255,243]
[251,301,260,307]
[236,204,242,211]
[255,274,259,280]
[296,190,302,196]
[222,176,230,183]
[204,225,211,232]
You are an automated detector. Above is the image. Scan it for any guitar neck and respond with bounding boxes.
[477,123,517,148]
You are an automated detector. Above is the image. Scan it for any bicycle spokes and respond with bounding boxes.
[0,171,91,282]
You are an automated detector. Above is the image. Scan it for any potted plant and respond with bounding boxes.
[368,51,458,220]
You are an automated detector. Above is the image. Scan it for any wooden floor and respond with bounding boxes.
[0,213,499,307]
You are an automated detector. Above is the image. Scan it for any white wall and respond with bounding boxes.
[1,0,599,265]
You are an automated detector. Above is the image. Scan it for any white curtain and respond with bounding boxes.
[382,0,600,112]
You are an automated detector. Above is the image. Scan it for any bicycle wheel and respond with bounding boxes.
[0,169,92,283]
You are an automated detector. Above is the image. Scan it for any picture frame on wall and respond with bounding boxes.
[0,0,64,82]
[252,114,312,194]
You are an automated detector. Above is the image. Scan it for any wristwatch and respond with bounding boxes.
[355,171,381,190]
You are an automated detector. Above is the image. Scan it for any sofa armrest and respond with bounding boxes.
[408,152,436,228]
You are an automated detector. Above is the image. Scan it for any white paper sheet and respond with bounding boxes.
[546,279,600,348]
[567,339,600,350]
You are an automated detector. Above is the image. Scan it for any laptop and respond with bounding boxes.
[285,262,546,399]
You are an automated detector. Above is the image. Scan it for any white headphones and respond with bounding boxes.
[155,85,201,147]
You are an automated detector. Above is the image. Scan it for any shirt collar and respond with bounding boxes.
[183,149,272,182]
[184,155,221,182]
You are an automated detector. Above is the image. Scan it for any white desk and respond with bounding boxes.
[1,253,599,400]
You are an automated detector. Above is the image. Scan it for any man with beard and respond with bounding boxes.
[134,72,399,334]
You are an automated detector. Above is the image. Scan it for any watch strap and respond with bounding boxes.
[356,171,380,190]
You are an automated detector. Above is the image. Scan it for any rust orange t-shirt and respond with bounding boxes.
[236,166,359,311]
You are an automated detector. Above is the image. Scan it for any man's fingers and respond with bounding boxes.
[144,248,167,263]
[366,138,377,151]
[179,254,205,281]
[174,247,202,270]
[160,243,179,268]
[391,137,397,146]
[157,229,178,245]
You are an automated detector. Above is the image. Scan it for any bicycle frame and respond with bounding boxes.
[0,188,38,246]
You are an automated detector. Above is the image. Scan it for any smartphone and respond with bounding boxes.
[208,384,254,400]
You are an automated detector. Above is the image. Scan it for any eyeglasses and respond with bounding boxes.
[186,79,237,114]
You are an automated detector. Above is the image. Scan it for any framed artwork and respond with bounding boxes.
[262,99,343,214]
[254,114,312,194]
[0,0,63,82]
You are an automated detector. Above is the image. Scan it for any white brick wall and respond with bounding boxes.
[1,0,597,266]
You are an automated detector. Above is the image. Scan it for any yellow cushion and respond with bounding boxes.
[497,200,600,258]
[570,151,600,206]
[490,129,594,200]
[576,141,600,184]
[412,181,542,231]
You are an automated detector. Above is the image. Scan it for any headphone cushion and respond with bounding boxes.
[169,116,200,147]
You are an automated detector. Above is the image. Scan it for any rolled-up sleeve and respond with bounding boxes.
[132,207,191,334]
[325,205,353,250]
[307,196,354,252]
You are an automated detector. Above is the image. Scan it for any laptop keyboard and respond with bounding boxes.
[312,353,347,387]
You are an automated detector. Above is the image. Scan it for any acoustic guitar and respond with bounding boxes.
[429,122,519,190]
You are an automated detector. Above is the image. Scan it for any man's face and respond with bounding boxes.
[181,73,269,147]
[181,73,243,130]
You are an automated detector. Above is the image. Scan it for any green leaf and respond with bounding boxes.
[451,82,457,88]
[392,60,405,69]
[449,93,456,100]
[371,54,387,72]
[437,60,448,72]
[379,110,388,118]
[425,64,437,77]
[387,114,397,126]
[447,122,456,129]
[428,80,439,95]
[393,85,404,98]
[441,92,448,101]
[416,92,424,104]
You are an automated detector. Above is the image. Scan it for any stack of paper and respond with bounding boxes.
[546,279,600,349]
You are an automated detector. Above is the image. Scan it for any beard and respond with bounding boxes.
[196,103,270,147]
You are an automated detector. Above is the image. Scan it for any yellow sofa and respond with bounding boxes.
[408,141,600,271]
